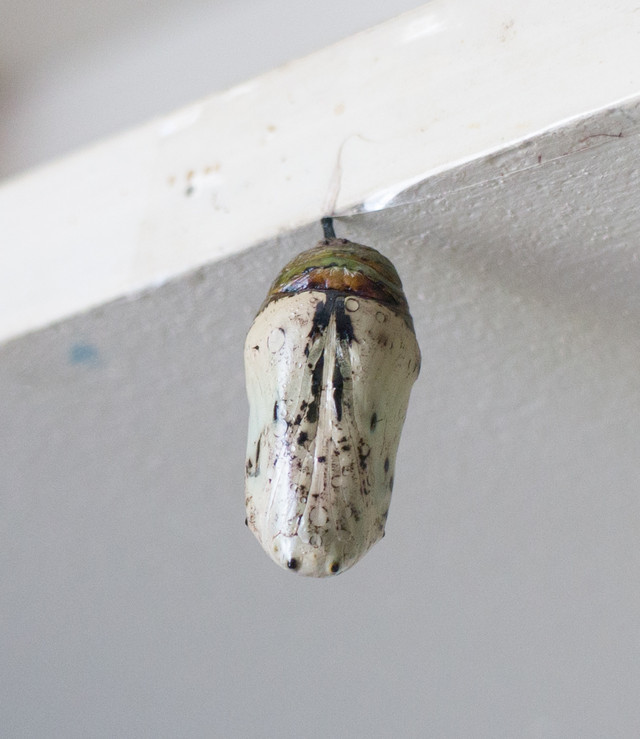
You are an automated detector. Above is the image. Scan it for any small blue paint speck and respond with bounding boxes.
[69,342,99,366]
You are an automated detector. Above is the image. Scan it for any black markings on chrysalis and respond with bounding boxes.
[335,299,356,345]
[307,353,324,424]
[309,298,332,342]
[332,359,344,422]
[370,412,378,432]
[358,440,370,471]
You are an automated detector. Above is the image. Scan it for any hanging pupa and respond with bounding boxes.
[244,219,420,577]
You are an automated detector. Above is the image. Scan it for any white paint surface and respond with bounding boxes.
[2,0,640,345]
[0,0,426,180]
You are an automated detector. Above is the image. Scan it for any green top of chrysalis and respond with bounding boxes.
[263,237,414,327]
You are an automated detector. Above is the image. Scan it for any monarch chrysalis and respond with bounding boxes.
[244,219,420,576]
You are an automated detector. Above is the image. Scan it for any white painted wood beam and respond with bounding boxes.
[2,0,640,344]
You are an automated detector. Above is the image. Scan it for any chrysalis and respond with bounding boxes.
[244,219,420,577]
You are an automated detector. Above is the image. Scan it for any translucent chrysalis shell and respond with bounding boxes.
[244,236,420,577]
